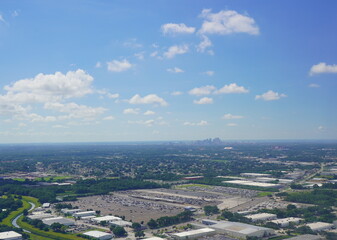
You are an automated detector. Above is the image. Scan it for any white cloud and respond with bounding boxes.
[150,51,158,57]
[318,125,325,131]
[223,113,244,119]
[2,69,93,104]
[215,83,249,94]
[227,123,238,127]
[0,15,6,24]
[128,119,160,127]
[308,83,320,88]
[144,110,155,115]
[255,90,287,101]
[203,71,214,76]
[167,67,184,73]
[12,10,19,17]
[107,93,119,99]
[183,120,208,126]
[197,35,212,53]
[128,94,168,106]
[171,91,183,96]
[161,23,195,35]
[103,116,115,120]
[199,9,259,35]
[52,125,68,128]
[134,52,145,60]
[123,108,140,115]
[164,44,189,59]
[123,38,142,48]
[193,97,213,104]
[107,59,132,72]
[189,85,215,96]
[95,62,102,68]
[309,62,337,75]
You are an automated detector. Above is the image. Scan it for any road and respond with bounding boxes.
[12,202,36,232]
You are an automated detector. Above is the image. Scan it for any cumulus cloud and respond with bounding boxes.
[171,91,183,96]
[227,123,238,127]
[199,9,259,35]
[123,38,142,48]
[183,120,208,126]
[197,35,212,53]
[167,67,184,73]
[215,83,249,94]
[193,97,213,104]
[123,108,140,115]
[189,85,215,96]
[164,44,189,59]
[128,94,168,106]
[128,118,166,127]
[203,71,214,76]
[107,59,132,72]
[223,113,244,119]
[309,62,337,75]
[103,116,115,120]
[255,90,287,101]
[95,62,102,68]
[161,23,195,35]
[144,110,155,115]
[134,52,145,60]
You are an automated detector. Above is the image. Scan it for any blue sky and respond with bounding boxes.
[0,0,337,143]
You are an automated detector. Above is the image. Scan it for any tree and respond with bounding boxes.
[132,222,142,231]
[112,226,127,237]
[147,219,158,229]
[135,230,145,238]
[204,205,220,216]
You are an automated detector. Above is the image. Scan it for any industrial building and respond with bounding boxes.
[61,208,82,214]
[172,228,215,239]
[92,216,122,224]
[42,203,50,208]
[82,231,113,240]
[145,237,166,240]
[241,173,271,178]
[194,220,275,239]
[109,220,132,227]
[28,213,55,220]
[42,217,75,226]
[0,231,22,240]
[286,234,323,240]
[270,217,303,227]
[223,180,281,188]
[306,222,335,232]
[246,213,277,222]
[73,210,96,218]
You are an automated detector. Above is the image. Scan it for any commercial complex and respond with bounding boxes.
[82,231,113,240]
[245,213,277,222]
[0,231,22,240]
[172,228,215,239]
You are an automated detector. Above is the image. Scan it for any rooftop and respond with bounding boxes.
[83,231,112,238]
[173,228,215,237]
[0,231,22,239]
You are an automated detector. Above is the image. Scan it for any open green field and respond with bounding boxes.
[175,183,212,189]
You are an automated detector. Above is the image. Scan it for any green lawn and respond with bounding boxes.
[257,191,274,197]
[1,199,30,226]
[176,184,212,189]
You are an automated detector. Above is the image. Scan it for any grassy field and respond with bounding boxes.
[257,191,274,197]
[1,198,30,226]
[175,183,212,189]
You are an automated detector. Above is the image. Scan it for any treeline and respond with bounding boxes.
[147,211,193,229]
[284,189,337,206]
[0,178,166,203]
[0,196,23,221]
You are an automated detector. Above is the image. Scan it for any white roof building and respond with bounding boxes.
[306,222,335,232]
[241,173,271,178]
[73,211,96,218]
[82,231,113,240]
[42,217,75,226]
[223,180,281,188]
[271,217,303,227]
[286,234,323,240]
[42,203,50,208]
[145,237,166,240]
[28,213,55,220]
[246,213,277,222]
[92,216,122,224]
[172,228,215,240]
[110,220,132,227]
[0,231,22,240]
[61,208,82,214]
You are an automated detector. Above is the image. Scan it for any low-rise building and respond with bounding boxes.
[61,208,81,215]
[270,217,303,227]
[241,173,271,178]
[286,234,323,240]
[82,231,113,240]
[73,211,96,218]
[0,231,22,240]
[42,203,50,208]
[172,228,215,240]
[42,217,75,226]
[223,180,281,188]
[28,213,55,220]
[246,213,277,222]
[92,216,122,224]
[145,237,166,240]
[306,222,335,232]
[109,220,132,227]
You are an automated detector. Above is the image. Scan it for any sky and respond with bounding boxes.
[0,0,337,143]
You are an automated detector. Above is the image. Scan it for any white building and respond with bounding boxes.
[194,220,275,239]
[73,211,96,218]
[172,228,215,240]
[61,208,82,214]
[42,217,75,226]
[28,213,55,220]
[82,231,113,240]
[145,238,166,240]
[241,173,271,178]
[306,222,335,232]
[271,217,303,227]
[246,213,277,222]
[223,180,281,188]
[110,220,132,227]
[286,234,323,240]
[42,203,50,208]
[0,231,22,240]
[92,216,122,224]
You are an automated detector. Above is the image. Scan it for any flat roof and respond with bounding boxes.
[43,217,75,225]
[83,231,112,238]
[93,216,122,222]
[173,228,215,237]
[271,217,302,224]
[246,213,277,219]
[306,222,334,230]
[286,234,322,240]
[0,231,22,238]
[145,238,166,240]
[224,180,280,188]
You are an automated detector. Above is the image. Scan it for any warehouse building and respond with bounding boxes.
[61,208,82,214]
[92,216,122,224]
[109,220,132,227]
[73,210,96,218]
[270,217,303,227]
[286,234,323,240]
[241,173,271,178]
[172,228,215,239]
[82,231,113,240]
[28,213,55,220]
[223,180,281,188]
[193,220,275,239]
[246,213,277,222]
[306,222,335,232]
[43,217,75,226]
[145,237,166,240]
[0,231,22,240]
